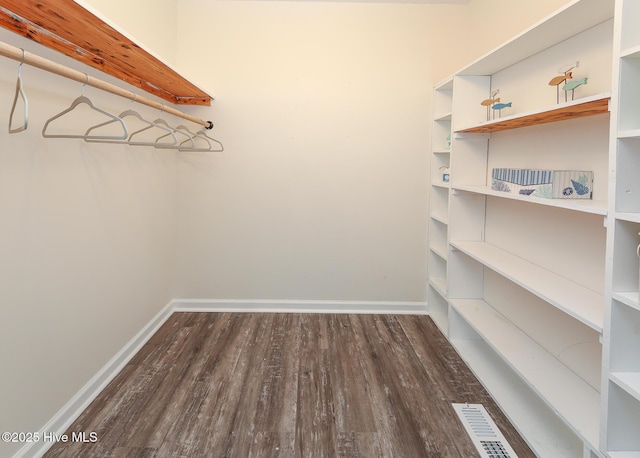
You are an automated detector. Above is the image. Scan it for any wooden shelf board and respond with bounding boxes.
[456,94,610,134]
[450,240,604,332]
[452,184,608,216]
[610,372,640,403]
[450,298,601,449]
[0,0,211,105]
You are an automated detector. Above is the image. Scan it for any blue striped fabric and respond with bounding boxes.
[492,168,553,185]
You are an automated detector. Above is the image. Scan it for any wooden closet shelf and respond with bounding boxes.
[457,95,610,134]
[0,0,211,106]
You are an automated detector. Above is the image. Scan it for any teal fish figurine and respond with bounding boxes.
[491,102,512,118]
[563,77,588,100]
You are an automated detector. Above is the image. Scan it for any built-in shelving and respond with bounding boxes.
[428,0,624,455]
[597,2,640,453]
[428,77,453,332]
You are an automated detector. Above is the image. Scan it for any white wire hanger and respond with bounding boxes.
[192,126,224,152]
[42,73,128,140]
[8,48,28,134]
[84,95,178,147]
[147,105,195,150]
[172,116,223,152]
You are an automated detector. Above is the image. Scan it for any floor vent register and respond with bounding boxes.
[452,403,519,458]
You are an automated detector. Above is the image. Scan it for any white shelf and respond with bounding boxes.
[432,149,451,154]
[431,182,450,190]
[618,129,640,139]
[434,112,452,122]
[621,44,640,59]
[428,277,447,298]
[450,240,604,332]
[610,372,640,403]
[453,185,608,216]
[450,298,601,449]
[430,245,448,261]
[452,338,584,457]
[612,291,640,311]
[616,213,640,224]
[430,213,448,226]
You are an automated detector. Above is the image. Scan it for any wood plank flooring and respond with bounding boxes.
[45,313,534,457]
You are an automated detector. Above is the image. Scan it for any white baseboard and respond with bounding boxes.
[16,300,176,458]
[16,298,426,457]
[172,298,428,315]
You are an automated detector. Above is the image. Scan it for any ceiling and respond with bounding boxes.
[233,0,470,3]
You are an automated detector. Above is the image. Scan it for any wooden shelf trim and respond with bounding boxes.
[456,95,610,134]
[0,0,211,106]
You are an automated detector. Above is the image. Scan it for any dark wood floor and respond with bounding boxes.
[45,313,533,457]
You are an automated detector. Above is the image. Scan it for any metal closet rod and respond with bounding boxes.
[0,40,213,130]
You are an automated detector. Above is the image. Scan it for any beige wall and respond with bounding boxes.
[172,0,465,301]
[77,0,179,67]
[171,0,571,302]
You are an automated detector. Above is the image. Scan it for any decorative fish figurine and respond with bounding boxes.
[548,72,573,86]
[549,61,579,103]
[492,102,512,110]
[563,77,588,101]
[571,179,590,196]
[481,90,500,120]
[549,71,573,103]
[491,102,512,118]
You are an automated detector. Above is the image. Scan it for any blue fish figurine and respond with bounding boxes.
[492,102,512,111]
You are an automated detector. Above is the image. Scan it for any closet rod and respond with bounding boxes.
[0,40,214,129]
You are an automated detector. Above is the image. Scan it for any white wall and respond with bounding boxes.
[0,29,181,457]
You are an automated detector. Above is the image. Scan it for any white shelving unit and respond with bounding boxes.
[603,1,640,455]
[427,77,453,335]
[424,0,640,456]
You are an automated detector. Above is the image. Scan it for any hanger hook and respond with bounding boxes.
[81,73,89,96]
[130,93,138,109]
[18,48,25,76]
